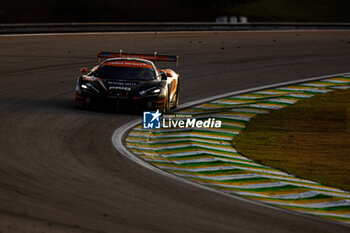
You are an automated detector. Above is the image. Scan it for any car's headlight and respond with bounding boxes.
[139,88,161,96]
[80,83,100,93]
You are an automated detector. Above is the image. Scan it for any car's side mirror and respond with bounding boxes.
[160,72,167,80]
[80,67,88,73]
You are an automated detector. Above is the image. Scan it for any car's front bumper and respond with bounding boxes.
[75,91,165,110]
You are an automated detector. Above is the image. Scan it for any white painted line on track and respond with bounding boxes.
[3,30,350,38]
[112,72,350,228]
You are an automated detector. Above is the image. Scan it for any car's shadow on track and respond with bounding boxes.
[2,97,142,117]
[74,104,143,116]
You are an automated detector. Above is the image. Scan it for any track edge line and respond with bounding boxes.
[112,72,350,228]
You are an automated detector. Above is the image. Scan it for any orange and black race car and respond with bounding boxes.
[75,51,180,112]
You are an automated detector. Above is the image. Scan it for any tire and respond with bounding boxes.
[75,103,83,109]
[162,88,170,113]
[75,97,91,110]
[171,83,180,109]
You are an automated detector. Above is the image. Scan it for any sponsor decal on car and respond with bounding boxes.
[109,86,131,91]
[106,81,137,86]
[103,61,153,68]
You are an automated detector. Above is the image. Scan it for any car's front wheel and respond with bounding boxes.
[171,84,180,110]
[75,94,91,110]
[162,88,170,113]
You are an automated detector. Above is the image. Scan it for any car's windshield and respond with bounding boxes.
[93,63,156,80]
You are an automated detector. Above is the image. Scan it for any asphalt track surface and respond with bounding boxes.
[0,31,350,233]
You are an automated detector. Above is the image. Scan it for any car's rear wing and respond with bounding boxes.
[97,50,179,67]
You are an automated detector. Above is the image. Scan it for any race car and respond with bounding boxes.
[75,51,180,112]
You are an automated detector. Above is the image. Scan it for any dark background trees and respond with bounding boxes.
[1,0,349,23]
